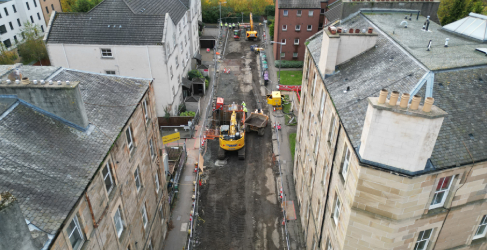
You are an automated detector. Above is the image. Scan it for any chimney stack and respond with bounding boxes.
[0,192,39,250]
[359,91,447,173]
[0,80,89,129]
[318,26,378,75]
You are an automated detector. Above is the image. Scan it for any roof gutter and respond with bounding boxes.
[43,11,57,43]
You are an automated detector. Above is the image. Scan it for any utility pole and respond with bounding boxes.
[270,41,283,85]
[219,2,227,25]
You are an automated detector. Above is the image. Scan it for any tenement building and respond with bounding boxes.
[0,64,169,250]
[295,10,487,250]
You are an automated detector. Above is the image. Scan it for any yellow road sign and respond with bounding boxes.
[162,132,180,144]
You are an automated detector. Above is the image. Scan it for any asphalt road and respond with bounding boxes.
[194,31,284,250]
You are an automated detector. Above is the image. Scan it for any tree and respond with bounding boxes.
[188,70,203,80]
[0,44,18,65]
[62,0,101,13]
[265,5,275,17]
[16,22,49,65]
[438,0,485,25]
[268,20,274,40]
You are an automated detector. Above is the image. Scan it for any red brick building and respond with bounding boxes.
[273,0,338,61]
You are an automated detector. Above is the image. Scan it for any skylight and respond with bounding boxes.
[443,13,487,42]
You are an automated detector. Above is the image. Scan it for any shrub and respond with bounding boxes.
[274,60,304,68]
[188,69,203,80]
[180,111,196,117]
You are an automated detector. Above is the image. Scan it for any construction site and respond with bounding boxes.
[193,24,285,249]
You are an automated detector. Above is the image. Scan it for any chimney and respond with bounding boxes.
[319,26,378,75]
[359,92,447,173]
[0,80,89,129]
[0,192,39,250]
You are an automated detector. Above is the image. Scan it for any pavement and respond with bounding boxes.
[264,25,305,249]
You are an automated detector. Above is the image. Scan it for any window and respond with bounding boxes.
[280,52,285,58]
[312,73,317,95]
[306,59,311,79]
[26,2,30,10]
[126,126,134,152]
[307,25,312,31]
[3,39,11,48]
[326,238,333,250]
[297,10,302,16]
[0,25,6,34]
[328,114,336,144]
[294,38,299,45]
[40,25,43,32]
[143,99,149,122]
[414,229,433,250]
[102,162,114,194]
[320,92,326,119]
[322,164,327,185]
[341,145,351,179]
[176,56,179,67]
[170,66,173,79]
[314,136,320,158]
[45,6,49,13]
[309,10,314,16]
[30,15,34,23]
[474,215,487,239]
[51,3,54,10]
[134,167,141,191]
[295,25,301,31]
[154,172,159,193]
[147,239,153,250]
[293,52,298,58]
[141,204,148,229]
[9,22,13,30]
[333,194,341,225]
[430,176,454,209]
[12,5,16,13]
[105,70,116,75]
[37,12,41,20]
[67,216,84,250]
[33,0,37,7]
[149,139,155,159]
[281,39,286,45]
[282,25,287,31]
[13,35,17,43]
[114,207,124,238]
[4,7,8,16]
[101,48,113,58]
[283,10,288,16]
[321,8,325,14]
[17,19,21,27]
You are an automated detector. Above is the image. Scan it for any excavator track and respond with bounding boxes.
[238,147,245,160]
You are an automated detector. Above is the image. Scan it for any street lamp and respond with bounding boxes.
[219,2,227,26]
[270,41,284,85]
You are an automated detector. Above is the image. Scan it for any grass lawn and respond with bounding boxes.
[278,70,303,86]
[289,133,296,161]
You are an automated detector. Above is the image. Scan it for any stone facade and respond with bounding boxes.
[294,49,487,250]
[49,84,170,250]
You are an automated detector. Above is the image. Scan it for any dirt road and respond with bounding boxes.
[195,32,283,250]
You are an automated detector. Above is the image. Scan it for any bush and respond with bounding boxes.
[274,60,304,68]
[180,111,196,117]
[0,49,18,65]
[265,5,275,16]
[268,21,274,40]
[188,69,203,80]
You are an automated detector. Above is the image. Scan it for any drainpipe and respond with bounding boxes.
[317,124,341,247]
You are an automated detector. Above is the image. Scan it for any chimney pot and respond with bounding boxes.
[337,27,342,33]
[422,97,434,112]
[66,81,70,85]
[6,80,11,84]
[349,28,354,33]
[33,80,38,85]
[368,27,373,34]
[328,26,337,34]
[378,89,388,104]
[355,29,360,33]
[40,80,45,85]
[410,95,422,110]
[399,93,410,108]
[57,80,62,85]
[21,77,29,85]
[388,91,400,106]
[15,80,20,84]
[48,80,53,85]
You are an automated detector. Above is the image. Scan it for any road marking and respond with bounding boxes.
[181,223,188,232]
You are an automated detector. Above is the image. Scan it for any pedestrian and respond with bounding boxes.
[241,101,246,107]
[243,106,248,116]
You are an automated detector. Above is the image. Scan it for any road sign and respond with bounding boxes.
[162,132,180,144]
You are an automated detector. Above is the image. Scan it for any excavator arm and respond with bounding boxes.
[250,13,253,31]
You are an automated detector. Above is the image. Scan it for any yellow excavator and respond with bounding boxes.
[246,13,258,40]
[219,108,245,160]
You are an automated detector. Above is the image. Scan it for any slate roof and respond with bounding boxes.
[0,66,150,234]
[46,0,188,45]
[364,12,487,70]
[278,0,321,9]
[307,13,487,172]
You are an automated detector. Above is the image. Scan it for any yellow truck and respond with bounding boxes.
[266,91,282,110]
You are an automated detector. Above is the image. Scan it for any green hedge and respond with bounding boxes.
[274,60,303,68]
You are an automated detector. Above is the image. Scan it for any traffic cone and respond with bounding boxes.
[227,69,231,74]
[282,218,285,225]
[273,106,276,112]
